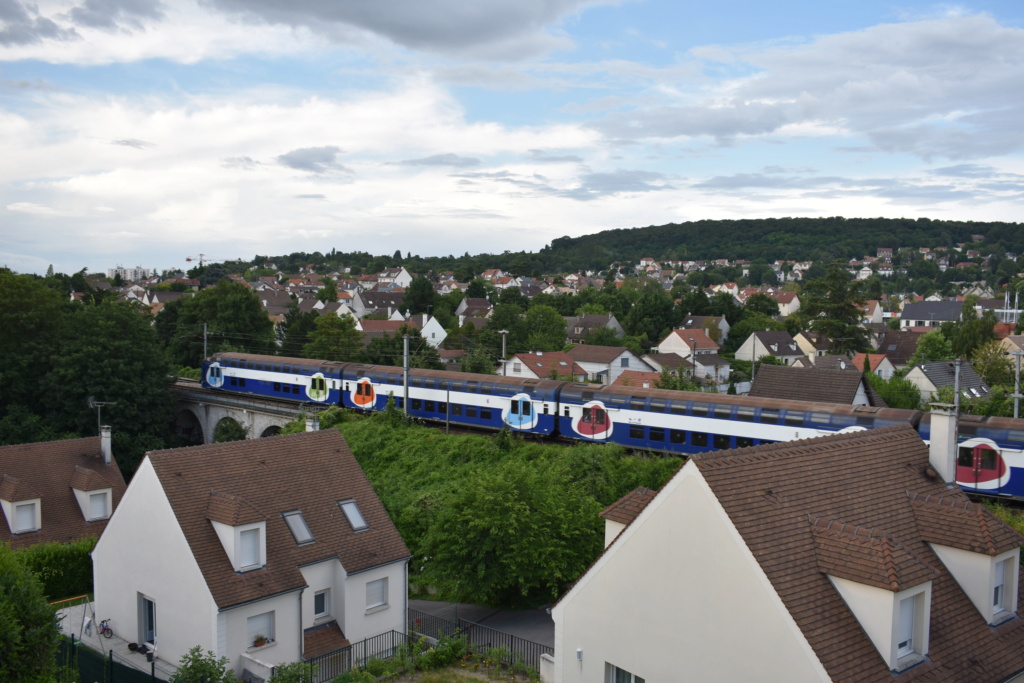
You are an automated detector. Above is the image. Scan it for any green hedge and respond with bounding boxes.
[16,537,97,600]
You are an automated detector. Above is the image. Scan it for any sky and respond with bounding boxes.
[1,1,1023,276]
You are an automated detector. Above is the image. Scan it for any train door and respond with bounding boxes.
[575,402,613,441]
[957,442,1005,491]
[504,394,538,430]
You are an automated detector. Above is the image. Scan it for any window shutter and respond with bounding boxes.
[15,503,35,531]
[240,529,259,567]
[367,578,388,608]
[90,493,107,519]
[897,597,915,656]
[994,560,1006,611]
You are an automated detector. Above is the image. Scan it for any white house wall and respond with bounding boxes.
[222,590,302,672]
[552,463,829,683]
[299,560,341,631]
[93,457,216,665]
[343,561,408,643]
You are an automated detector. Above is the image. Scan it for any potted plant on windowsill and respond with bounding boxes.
[252,634,267,648]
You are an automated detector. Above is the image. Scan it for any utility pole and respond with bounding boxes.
[499,330,509,376]
[203,322,208,359]
[953,357,962,415]
[1013,350,1023,419]
[403,334,410,419]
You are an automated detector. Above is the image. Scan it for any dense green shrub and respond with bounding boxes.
[0,543,60,682]
[16,537,97,600]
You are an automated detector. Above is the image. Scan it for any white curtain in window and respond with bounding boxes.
[366,578,388,608]
[240,529,259,567]
[90,493,107,519]
[15,502,35,531]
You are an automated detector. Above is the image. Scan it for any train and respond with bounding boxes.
[201,351,1024,499]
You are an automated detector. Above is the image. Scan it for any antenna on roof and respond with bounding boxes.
[87,396,117,436]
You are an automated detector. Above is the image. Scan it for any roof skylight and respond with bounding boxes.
[283,511,314,545]
[339,500,368,531]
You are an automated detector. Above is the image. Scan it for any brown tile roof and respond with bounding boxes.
[147,430,410,610]
[0,437,127,549]
[749,364,886,406]
[600,487,656,525]
[303,621,350,658]
[909,493,1023,557]
[692,426,1024,682]
[511,352,584,378]
[610,371,662,388]
[205,490,266,526]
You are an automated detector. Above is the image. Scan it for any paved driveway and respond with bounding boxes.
[409,599,554,648]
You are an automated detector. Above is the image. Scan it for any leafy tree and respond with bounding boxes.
[302,314,363,362]
[800,261,868,354]
[404,275,436,315]
[44,302,174,475]
[655,368,699,392]
[524,305,566,351]
[722,313,785,355]
[942,310,997,358]
[483,304,527,356]
[271,661,317,683]
[0,543,60,682]
[316,278,338,304]
[743,293,780,318]
[465,279,489,299]
[279,304,320,358]
[169,281,275,367]
[361,327,442,369]
[169,646,235,683]
[707,291,743,325]
[417,459,602,607]
[908,330,954,368]
[460,347,497,375]
[497,287,530,310]
[584,326,622,346]
[623,281,674,341]
[972,340,1014,387]
[864,373,921,410]
[213,418,248,443]
[197,263,230,287]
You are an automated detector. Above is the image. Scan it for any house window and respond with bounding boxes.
[994,559,1008,613]
[283,511,314,545]
[314,589,330,619]
[247,611,275,647]
[339,500,368,531]
[897,596,915,657]
[239,528,260,569]
[366,577,388,611]
[620,358,629,367]
[513,363,521,373]
[89,492,108,520]
[15,501,37,533]
[607,663,645,683]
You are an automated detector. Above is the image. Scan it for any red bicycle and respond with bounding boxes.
[98,619,113,639]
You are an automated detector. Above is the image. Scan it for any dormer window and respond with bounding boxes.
[90,492,108,520]
[206,490,267,572]
[15,500,39,533]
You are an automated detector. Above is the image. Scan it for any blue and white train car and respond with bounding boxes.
[202,352,344,405]
[918,412,1024,498]
[557,383,921,456]
[339,365,562,434]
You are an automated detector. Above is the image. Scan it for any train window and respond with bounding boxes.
[450,381,463,392]
[564,406,570,417]
[466,382,478,393]
[543,404,549,415]
[959,426,977,437]
[355,383,364,396]
[691,403,709,417]
[714,405,731,420]
[629,426,644,439]
[649,428,665,442]
[412,399,422,410]
[736,437,754,448]
[411,377,422,388]
[394,398,403,408]
[582,391,594,401]
[480,384,493,395]
[784,412,803,427]
[670,430,686,444]
[630,398,645,410]
[452,404,463,416]
[649,399,666,413]
[759,409,778,424]
[438,402,447,414]
[292,385,300,394]
[272,364,280,372]
[523,402,531,416]
[958,447,974,467]
[239,378,246,387]
[713,434,731,449]
[273,382,281,391]
[481,409,492,419]
[736,408,754,422]
[1009,430,1024,446]
[981,448,998,470]
[247,362,254,369]
[810,412,831,425]
[510,402,519,415]
[691,432,708,447]
[466,407,478,418]
[670,402,686,415]
[282,365,290,373]
[856,417,874,427]
[230,377,237,386]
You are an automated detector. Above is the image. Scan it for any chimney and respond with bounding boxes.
[100,425,112,466]
[929,404,957,485]
[305,415,320,432]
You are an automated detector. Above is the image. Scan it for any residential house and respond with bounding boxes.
[641,352,689,377]
[905,361,990,404]
[679,315,730,343]
[563,314,625,345]
[748,365,886,407]
[0,428,127,549]
[773,291,801,317]
[93,430,410,678]
[794,331,833,360]
[655,329,719,357]
[849,352,896,380]
[502,352,586,381]
[860,300,883,325]
[351,291,406,319]
[874,330,925,369]
[550,418,1024,682]
[566,345,652,384]
[454,298,492,327]
[734,330,804,365]
[610,371,663,390]
[999,335,1024,357]
[900,301,962,330]
[376,267,412,289]
[355,315,447,348]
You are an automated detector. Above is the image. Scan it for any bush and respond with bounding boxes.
[16,537,97,600]
[0,543,60,682]
[168,646,235,683]
[271,661,316,683]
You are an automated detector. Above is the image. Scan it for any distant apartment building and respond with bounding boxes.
[107,265,153,282]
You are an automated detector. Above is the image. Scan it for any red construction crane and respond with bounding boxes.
[184,254,225,268]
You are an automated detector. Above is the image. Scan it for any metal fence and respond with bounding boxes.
[408,607,554,673]
[304,629,410,683]
[58,636,170,683]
